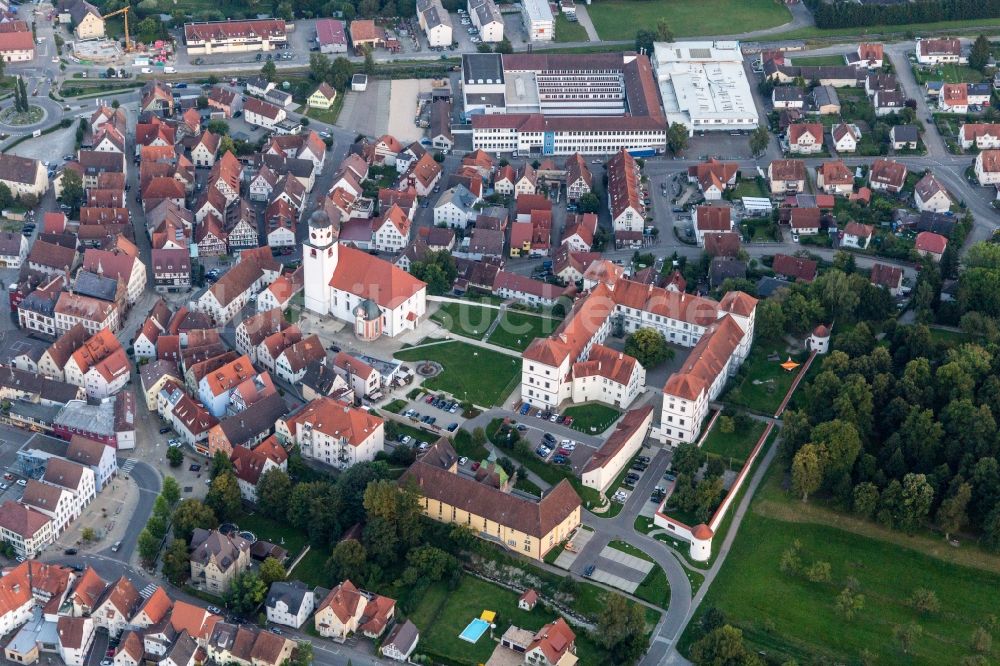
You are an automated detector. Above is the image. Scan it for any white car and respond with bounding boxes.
[459,456,469,466]
[400,435,413,446]
[16,480,26,486]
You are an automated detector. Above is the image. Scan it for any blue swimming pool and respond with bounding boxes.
[459,618,490,643]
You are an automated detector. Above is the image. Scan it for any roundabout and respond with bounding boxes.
[0,104,45,127]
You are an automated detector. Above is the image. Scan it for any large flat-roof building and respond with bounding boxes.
[651,40,759,135]
[465,52,666,155]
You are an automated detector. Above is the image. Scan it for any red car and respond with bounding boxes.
[424,394,435,404]
[557,448,571,456]
[471,461,480,471]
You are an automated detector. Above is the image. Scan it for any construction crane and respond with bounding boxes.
[104,6,131,52]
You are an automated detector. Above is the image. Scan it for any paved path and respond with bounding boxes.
[574,6,601,42]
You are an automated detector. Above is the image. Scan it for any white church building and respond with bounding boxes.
[303,210,427,339]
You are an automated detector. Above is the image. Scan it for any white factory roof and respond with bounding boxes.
[651,40,758,130]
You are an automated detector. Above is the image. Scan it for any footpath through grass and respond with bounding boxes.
[680,466,1000,664]
[554,12,589,42]
[586,0,790,40]
[395,341,520,406]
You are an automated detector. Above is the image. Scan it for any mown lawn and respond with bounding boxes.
[586,0,790,40]
[555,12,589,42]
[288,547,330,589]
[237,513,306,556]
[912,63,987,85]
[487,311,560,352]
[430,301,499,340]
[680,467,1000,665]
[395,341,521,406]
[562,402,621,434]
[779,17,1000,41]
[409,575,612,665]
[789,54,849,67]
[722,346,806,415]
[700,417,766,466]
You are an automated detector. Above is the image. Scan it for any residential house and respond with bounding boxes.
[265,581,314,629]
[813,85,841,115]
[433,184,477,228]
[816,160,853,196]
[243,98,286,131]
[831,123,859,153]
[891,125,920,150]
[914,173,952,213]
[768,159,807,196]
[0,154,48,199]
[564,153,593,202]
[313,580,395,641]
[276,397,384,470]
[231,436,288,503]
[939,83,969,113]
[372,204,411,253]
[189,529,251,595]
[870,262,904,295]
[916,38,964,65]
[687,159,738,200]
[960,123,1000,150]
[915,231,948,261]
[787,123,824,154]
[380,620,419,662]
[772,86,804,109]
[772,254,817,282]
[975,149,1000,186]
[873,90,906,116]
[693,205,733,246]
[842,221,874,249]
[868,159,907,193]
[274,335,326,384]
[308,83,338,110]
[789,207,822,236]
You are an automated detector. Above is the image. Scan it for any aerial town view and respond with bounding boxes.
[0,0,994,663]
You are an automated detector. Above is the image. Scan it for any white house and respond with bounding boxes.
[693,205,733,246]
[266,582,315,629]
[787,123,824,155]
[433,184,478,228]
[913,173,952,213]
[58,617,96,666]
[831,123,859,153]
[975,149,1000,186]
[581,405,653,493]
[372,204,411,253]
[469,0,503,42]
[244,97,286,130]
[277,397,385,470]
[416,0,453,47]
[841,221,874,249]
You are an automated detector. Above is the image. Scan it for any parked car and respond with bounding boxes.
[158,427,171,434]
[15,479,26,486]
[447,422,459,432]
[553,455,567,464]
[207,606,222,614]
[458,456,469,466]
[583,565,595,577]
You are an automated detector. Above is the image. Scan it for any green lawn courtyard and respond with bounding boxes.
[562,403,621,434]
[486,311,560,352]
[236,512,306,557]
[912,62,987,85]
[680,468,1000,665]
[586,0,790,41]
[430,301,499,340]
[700,415,766,466]
[722,346,806,415]
[395,341,521,406]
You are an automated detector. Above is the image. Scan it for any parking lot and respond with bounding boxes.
[399,394,467,438]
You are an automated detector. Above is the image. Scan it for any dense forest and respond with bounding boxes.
[775,242,1000,550]
[806,0,1000,29]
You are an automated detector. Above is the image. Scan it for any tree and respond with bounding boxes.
[936,481,971,540]
[166,446,183,467]
[811,420,862,481]
[259,557,286,586]
[327,539,367,583]
[634,29,655,56]
[261,59,277,82]
[691,625,764,666]
[226,571,267,615]
[257,469,292,520]
[329,57,354,91]
[137,528,161,567]
[218,135,236,158]
[171,499,218,543]
[852,482,879,519]
[59,168,84,212]
[402,545,457,586]
[206,472,242,521]
[970,34,991,71]
[0,183,13,210]
[495,38,513,54]
[162,538,190,586]
[162,476,181,506]
[804,560,831,583]
[282,642,313,666]
[211,451,234,479]
[206,119,229,136]
[909,588,940,615]
[656,19,673,43]
[700,608,727,634]
[667,122,688,155]
[576,191,600,214]
[756,299,785,341]
[363,48,375,75]
[410,251,458,295]
[898,473,934,533]
[363,480,423,567]
[624,327,672,368]
[718,416,734,434]
[595,593,648,664]
[749,125,770,157]
[971,626,993,654]
[894,622,922,654]
[836,587,865,620]
[81,527,96,542]
[792,444,825,501]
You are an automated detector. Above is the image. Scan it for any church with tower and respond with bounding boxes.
[303,210,428,339]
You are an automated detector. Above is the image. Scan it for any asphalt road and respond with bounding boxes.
[104,461,160,562]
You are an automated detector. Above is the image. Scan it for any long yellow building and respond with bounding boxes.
[399,442,581,561]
